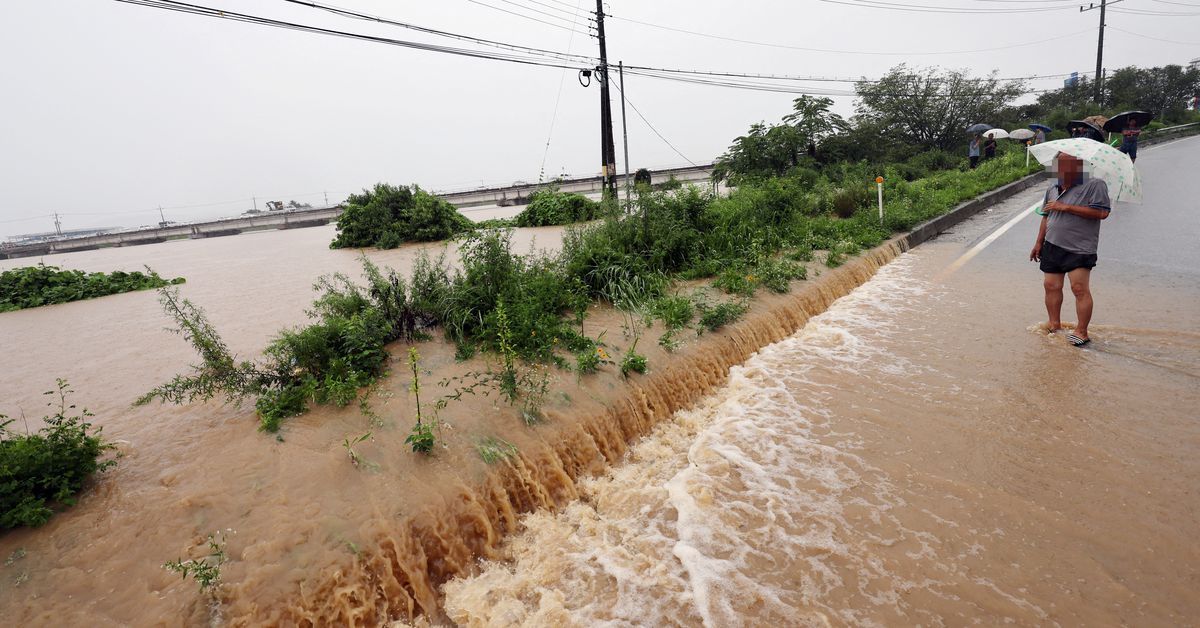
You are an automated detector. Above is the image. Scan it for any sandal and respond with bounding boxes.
[1067,333,1091,347]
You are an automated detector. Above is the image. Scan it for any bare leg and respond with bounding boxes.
[1043,273,1065,331]
[1068,268,1093,338]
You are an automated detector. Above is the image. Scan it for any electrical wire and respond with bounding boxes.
[280,0,596,63]
[462,0,594,35]
[1108,25,1200,44]
[611,79,698,166]
[608,15,1095,56]
[111,0,590,70]
[539,0,585,180]
[1109,6,1200,15]
[812,0,1079,14]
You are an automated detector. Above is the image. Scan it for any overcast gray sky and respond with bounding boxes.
[1,0,1195,238]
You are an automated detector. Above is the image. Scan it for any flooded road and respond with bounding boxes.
[443,138,1200,625]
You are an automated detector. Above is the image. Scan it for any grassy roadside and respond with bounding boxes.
[138,147,1039,437]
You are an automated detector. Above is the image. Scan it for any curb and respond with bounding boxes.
[905,170,1050,248]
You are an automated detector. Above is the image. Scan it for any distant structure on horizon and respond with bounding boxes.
[1064,72,1080,88]
[5,227,114,244]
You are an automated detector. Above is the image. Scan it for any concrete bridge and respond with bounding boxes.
[0,164,715,260]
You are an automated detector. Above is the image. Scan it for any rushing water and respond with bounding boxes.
[443,180,1200,626]
[2,149,1198,624]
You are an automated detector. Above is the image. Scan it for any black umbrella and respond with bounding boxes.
[1066,119,1105,142]
[966,123,992,134]
[1103,110,1154,132]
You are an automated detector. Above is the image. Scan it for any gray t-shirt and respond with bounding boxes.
[1044,178,1111,255]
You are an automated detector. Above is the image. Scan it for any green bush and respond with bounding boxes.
[697,300,748,332]
[330,183,472,249]
[1,380,114,529]
[0,264,184,312]
[514,188,600,227]
[648,295,695,330]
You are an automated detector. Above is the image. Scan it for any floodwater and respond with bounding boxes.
[1,138,1197,625]
[443,140,1200,626]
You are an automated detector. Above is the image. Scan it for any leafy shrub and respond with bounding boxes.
[620,351,648,377]
[713,268,758,297]
[0,264,184,312]
[514,188,600,227]
[330,183,472,249]
[1,380,114,529]
[649,295,695,330]
[696,300,748,333]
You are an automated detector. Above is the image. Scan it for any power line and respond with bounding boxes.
[538,0,586,181]
[461,0,594,35]
[111,0,590,70]
[1108,25,1200,44]
[608,14,1094,56]
[279,0,596,63]
[611,79,697,167]
[811,0,1080,14]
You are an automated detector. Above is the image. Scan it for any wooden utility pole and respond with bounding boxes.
[1081,0,1123,104]
[595,0,617,200]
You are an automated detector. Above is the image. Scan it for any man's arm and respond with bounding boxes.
[1044,201,1110,220]
[1030,215,1048,261]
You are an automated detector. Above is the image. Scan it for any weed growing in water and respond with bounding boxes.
[164,530,230,596]
[476,436,518,464]
[342,432,372,467]
[692,291,749,334]
[1,380,116,529]
[404,348,436,454]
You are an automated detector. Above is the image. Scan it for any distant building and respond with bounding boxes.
[1190,57,1200,71]
[1064,72,1080,88]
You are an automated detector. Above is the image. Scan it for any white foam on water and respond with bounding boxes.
[442,254,1046,627]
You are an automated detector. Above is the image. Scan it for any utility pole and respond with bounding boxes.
[53,212,62,237]
[324,191,329,206]
[1080,0,1122,104]
[158,206,166,224]
[252,195,258,211]
[618,61,631,211]
[594,0,617,200]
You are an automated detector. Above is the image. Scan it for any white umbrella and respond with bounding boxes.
[983,129,1009,139]
[1009,129,1035,140]
[1029,138,1142,203]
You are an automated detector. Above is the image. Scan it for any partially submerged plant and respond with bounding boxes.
[404,348,436,454]
[164,530,231,596]
[476,436,518,464]
[342,432,371,467]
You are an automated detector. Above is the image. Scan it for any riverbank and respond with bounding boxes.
[0,170,1047,625]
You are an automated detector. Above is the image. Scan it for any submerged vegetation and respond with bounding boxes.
[330,183,472,249]
[513,187,601,227]
[140,64,1048,441]
[141,146,1035,436]
[0,264,184,312]
[1,380,115,529]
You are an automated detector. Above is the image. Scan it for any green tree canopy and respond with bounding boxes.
[854,65,1026,150]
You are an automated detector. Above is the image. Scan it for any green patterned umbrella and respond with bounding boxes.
[1028,138,1142,204]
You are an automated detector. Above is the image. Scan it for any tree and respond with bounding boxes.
[854,65,1026,151]
[713,96,849,183]
[782,95,848,146]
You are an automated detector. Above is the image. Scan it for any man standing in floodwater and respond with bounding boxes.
[1029,152,1111,347]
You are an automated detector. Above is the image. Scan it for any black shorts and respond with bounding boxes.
[1040,240,1097,274]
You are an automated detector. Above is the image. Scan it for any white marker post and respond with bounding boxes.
[875,176,884,224]
[1026,140,1031,168]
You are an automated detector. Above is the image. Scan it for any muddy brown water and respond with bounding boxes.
[3,146,1198,626]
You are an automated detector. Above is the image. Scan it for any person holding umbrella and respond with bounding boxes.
[983,134,998,160]
[1030,123,1051,145]
[1027,138,1141,347]
[1103,111,1153,163]
[969,134,982,169]
[1029,151,1110,346]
